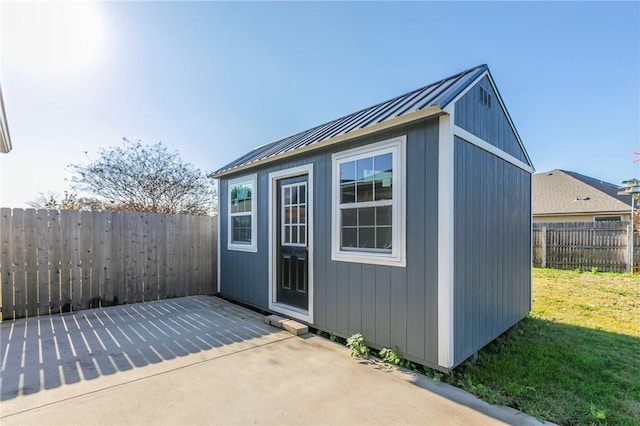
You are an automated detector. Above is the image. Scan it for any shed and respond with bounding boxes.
[211,64,533,371]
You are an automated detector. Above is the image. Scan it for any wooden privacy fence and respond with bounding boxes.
[533,221,639,273]
[0,208,217,321]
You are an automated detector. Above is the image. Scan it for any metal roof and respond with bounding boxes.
[533,169,630,215]
[212,64,488,177]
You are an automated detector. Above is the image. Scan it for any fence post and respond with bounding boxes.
[628,224,633,273]
[541,226,547,268]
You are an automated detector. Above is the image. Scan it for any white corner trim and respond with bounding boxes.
[437,108,455,369]
[227,174,258,252]
[453,126,534,174]
[268,164,314,324]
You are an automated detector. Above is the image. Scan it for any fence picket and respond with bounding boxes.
[24,210,38,318]
[1,208,14,320]
[80,211,93,310]
[110,212,124,306]
[12,209,26,319]
[48,210,62,314]
[36,210,50,316]
[91,211,106,307]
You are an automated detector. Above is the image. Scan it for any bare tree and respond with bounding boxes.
[27,191,86,210]
[68,138,215,215]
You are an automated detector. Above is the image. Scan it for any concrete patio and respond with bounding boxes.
[1,296,547,425]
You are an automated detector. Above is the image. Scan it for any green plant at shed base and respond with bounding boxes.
[379,347,402,365]
[346,333,369,358]
[379,347,416,370]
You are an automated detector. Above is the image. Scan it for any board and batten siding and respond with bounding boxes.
[218,118,442,369]
[452,137,532,366]
[454,75,528,164]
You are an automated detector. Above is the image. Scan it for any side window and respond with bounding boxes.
[331,136,406,267]
[228,174,257,252]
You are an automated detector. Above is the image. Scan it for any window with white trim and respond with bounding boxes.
[331,137,406,267]
[228,174,257,252]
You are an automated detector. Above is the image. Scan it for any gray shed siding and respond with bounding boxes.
[454,76,527,163]
[219,119,442,368]
[452,137,532,366]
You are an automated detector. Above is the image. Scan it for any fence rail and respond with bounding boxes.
[533,221,638,273]
[0,208,217,321]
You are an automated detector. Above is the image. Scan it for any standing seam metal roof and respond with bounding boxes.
[213,64,488,176]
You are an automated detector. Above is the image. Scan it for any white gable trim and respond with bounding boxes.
[454,126,534,173]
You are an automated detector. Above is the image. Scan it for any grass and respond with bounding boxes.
[437,268,640,425]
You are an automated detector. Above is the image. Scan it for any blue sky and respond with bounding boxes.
[1,1,638,207]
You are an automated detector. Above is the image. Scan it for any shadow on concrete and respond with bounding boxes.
[0,296,276,401]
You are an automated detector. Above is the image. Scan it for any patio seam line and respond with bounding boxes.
[0,333,295,419]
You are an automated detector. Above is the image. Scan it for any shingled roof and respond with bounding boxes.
[212,64,492,177]
[533,169,630,215]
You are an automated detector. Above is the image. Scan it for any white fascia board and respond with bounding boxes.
[437,105,455,369]
[453,126,534,174]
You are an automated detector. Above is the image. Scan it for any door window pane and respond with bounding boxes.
[299,185,306,204]
[299,225,306,244]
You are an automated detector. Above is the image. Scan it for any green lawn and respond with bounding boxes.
[439,269,640,425]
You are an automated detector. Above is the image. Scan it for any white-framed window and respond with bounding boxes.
[228,174,257,252]
[331,136,406,267]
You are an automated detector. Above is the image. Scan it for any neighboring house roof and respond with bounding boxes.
[533,169,630,215]
[213,64,530,177]
[0,83,12,153]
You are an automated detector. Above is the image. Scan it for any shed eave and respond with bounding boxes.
[210,105,443,178]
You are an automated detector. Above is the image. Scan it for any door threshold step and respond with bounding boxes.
[264,315,309,336]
